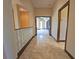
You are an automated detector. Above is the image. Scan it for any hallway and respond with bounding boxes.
[19,29,70,59]
[3,0,75,59]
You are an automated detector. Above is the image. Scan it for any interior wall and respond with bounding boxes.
[51,0,75,57]
[66,0,75,58]
[12,0,35,53]
[16,28,33,52]
[3,0,17,59]
[34,8,52,16]
[51,0,68,40]
[18,0,35,52]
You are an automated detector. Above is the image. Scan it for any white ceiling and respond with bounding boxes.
[31,0,56,8]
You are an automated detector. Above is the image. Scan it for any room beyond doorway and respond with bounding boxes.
[35,16,51,35]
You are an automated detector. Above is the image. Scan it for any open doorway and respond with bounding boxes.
[35,16,51,36]
[57,1,69,49]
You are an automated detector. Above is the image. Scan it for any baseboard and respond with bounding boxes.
[50,34,65,42]
[17,34,36,59]
[50,34,57,41]
[57,40,65,42]
[65,49,74,59]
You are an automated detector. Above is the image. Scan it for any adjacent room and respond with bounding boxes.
[36,16,51,35]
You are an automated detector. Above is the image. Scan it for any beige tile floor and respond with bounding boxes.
[19,29,70,59]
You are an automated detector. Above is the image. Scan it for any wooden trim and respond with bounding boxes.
[57,0,74,59]
[65,49,74,59]
[17,35,36,59]
[50,34,57,41]
[35,16,51,36]
[57,10,61,42]
[35,16,51,17]
[65,0,70,51]
[49,17,52,36]
[58,40,65,42]
[15,26,33,30]
[64,1,72,58]
[50,34,65,42]
[35,17,37,35]
[59,1,70,11]
[57,1,69,42]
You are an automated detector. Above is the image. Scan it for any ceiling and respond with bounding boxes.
[31,0,56,8]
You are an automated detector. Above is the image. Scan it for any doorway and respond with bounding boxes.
[35,16,51,36]
[57,1,69,49]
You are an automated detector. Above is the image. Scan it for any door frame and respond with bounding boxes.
[57,1,70,42]
[35,16,51,36]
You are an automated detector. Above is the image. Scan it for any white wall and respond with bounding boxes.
[3,0,17,59]
[35,8,52,16]
[51,0,68,40]
[12,0,35,52]
[66,0,75,58]
[4,0,35,59]
[16,28,33,52]
[51,0,75,57]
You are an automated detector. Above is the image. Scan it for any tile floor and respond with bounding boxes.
[19,29,70,59]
